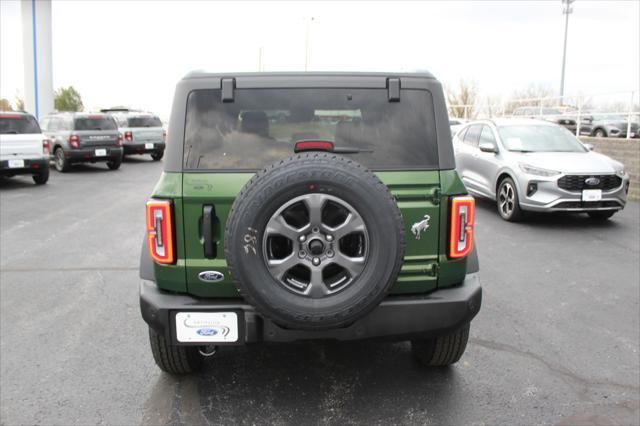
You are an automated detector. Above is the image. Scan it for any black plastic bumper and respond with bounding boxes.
[140,274,482,345]
[66,147,123,163]
[123,143,164,155]
[0,157,49,176]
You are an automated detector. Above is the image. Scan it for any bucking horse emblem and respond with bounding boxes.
[411,215,431,240]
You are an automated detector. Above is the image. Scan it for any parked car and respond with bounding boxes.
[139,72,481,374]
[453,118,629,221]
[578,113,638,138]
[102,109,165,160]
[512,106,577,132]
[40,112,123,172]
[0,112,50,184]
[449,118,467,136]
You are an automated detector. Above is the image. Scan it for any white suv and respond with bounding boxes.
[0,112,50,185]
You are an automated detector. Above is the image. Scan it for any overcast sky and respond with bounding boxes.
[1,0,638,118]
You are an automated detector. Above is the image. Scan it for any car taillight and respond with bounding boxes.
[124,131,133,142]
[42,139,51,155]
[162,129,167,143]
[449,196,475,259]
[118,133,123,146]
[69,135,80,148]
[146,199,175,264]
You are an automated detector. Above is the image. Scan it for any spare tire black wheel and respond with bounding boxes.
[225,153,405,330]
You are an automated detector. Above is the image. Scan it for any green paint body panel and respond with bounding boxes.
[151,169,470,298]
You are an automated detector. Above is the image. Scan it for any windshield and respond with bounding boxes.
[540,108,561,115]
[0,115,41,134]
[184,88,438,170]
[498,125,587,153]
[74,116,116,131]
[128,116,162,128]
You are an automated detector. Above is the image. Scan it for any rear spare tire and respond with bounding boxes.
[225,153,405,330]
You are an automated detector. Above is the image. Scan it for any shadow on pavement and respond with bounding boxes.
[0,176,38,190]
[144,340,465,424]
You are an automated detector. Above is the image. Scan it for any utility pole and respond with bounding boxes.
[304,17,314,71]
[559,0,575,103]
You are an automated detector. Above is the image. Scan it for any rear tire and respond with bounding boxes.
[107,157,122,170]
[496,177,524,221]
[151,151,164,161]
[54,148,70,173]
[32,168,49,185]
[411,324,470,367]
[588,211,615,221]
[148,328,204,374]
[593,128,607,138]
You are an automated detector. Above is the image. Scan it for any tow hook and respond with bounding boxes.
[198,345,218,357]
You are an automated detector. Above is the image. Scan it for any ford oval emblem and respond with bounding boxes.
[585,177,600,186]
[196,328,219,336]
[198,271,224,283]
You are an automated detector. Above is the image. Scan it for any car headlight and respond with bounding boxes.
[616,168,626,177]
[518,163,561,177]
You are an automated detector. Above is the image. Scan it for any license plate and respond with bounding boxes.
[175,312,238,343]
[8,159,25,168]
[95,149,107,157]
[582,189,602,202]
[145,143,154,149]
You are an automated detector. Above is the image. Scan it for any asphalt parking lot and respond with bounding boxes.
[1,158,638,426]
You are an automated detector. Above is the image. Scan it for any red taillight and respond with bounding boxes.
[294,140,334,153]
[124,131,133,142]
[449,196,475,259]
[117,133,123,146]
[146,199,175,264]
[162,129,167,143]
[69,134,80,148]
[42,139,51,155]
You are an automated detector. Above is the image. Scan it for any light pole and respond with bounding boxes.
[304,17,314,71]
[559,0,575,103]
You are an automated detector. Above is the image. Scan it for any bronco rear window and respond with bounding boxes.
[74,116,117,131]
[184,88,438,170]
[0,115,41,134]
[128,116,162,128]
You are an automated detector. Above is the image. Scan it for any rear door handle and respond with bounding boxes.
[203,205,215,258]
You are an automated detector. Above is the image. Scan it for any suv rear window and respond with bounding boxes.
[0,115,41,134]
[74,116,117,131]
[184,88,438,170]
[128,116,162,128]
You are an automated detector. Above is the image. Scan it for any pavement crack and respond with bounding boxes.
[471,338,640,394]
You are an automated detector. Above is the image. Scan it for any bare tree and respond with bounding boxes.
[504,83,555,115]
[446,79,478,119]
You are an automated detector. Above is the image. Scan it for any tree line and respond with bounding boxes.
[0,86,84,113]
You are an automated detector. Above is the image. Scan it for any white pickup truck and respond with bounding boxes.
[0,112,50,185]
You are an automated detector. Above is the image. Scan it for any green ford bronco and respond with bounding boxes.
[140,72,481,374]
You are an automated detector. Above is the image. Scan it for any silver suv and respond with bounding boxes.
[453,118,629,221]
[41,112,123,172]
[102,109,165,161]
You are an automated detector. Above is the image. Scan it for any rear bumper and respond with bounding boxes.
[65,147,123,163]
[0,157,48,176]
[123,143,165,155]
[140,273,482,345]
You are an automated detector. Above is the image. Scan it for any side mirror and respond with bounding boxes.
[584,143,594,151]
[479,142,498,153]
[583,117,593,124]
